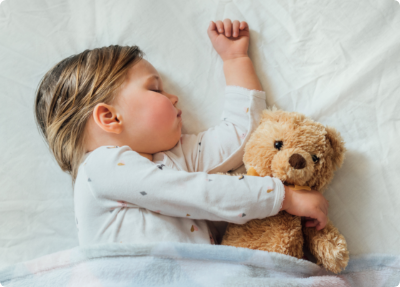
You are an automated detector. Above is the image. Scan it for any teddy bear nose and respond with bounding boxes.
[289,154,307,169]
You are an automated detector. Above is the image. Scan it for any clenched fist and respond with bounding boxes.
[207,19,250,62]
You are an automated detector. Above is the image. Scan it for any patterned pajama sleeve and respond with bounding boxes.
[180,85,268,174]
[83,145,285,224]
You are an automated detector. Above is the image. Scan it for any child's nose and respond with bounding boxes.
[168,93,179,105]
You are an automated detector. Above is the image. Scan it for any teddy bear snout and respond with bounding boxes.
[289,154,306,169]
[270,148,314,186]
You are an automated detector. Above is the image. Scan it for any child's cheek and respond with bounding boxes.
[146,97,176,130]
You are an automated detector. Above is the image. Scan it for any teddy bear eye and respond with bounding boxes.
[274,141,283,150]
[312,155,319,163]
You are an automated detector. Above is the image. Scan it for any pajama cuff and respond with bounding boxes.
[270,178,286,216]
[225,85,266,100]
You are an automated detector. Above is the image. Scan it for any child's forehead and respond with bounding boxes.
[126,59,160,83]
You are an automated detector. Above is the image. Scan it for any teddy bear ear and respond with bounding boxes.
[325,126,346,169]
[260,106,280,123]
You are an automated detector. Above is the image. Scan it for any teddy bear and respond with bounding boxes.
[219,107,349,274]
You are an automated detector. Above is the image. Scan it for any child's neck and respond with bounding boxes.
[138,152,153,161]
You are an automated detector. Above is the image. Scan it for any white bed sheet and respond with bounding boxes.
[0,0,399,268]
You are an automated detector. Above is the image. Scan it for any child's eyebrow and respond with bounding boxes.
[144,75,161,86]
[146,75,160,81]
[144,75,162,89]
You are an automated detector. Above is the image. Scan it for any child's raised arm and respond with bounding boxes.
[172,19,265,174]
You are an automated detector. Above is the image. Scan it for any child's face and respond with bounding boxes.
[111,58,182,153]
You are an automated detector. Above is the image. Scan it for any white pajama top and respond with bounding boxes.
[74,85,285,246]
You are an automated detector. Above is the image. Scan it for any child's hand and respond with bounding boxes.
[280,185,330,231]
[207,19,250,62]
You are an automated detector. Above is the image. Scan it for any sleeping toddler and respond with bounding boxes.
[34,19,329,246]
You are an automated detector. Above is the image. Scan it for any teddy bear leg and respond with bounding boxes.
[302,218,349,274]
[221,211,304,259]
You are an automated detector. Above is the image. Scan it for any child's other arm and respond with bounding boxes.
[210,19,262,91]
[177,19,266,174]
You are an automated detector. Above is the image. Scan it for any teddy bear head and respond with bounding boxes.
[243,108,346,192]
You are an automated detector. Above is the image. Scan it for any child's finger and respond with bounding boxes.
[316,222,324,231]
[240,21,249,30]
[316,213,327,230]
[305,220,318,228]
[223,19,232,37]
[323,204,328,216]
[232,20,240,37]
[308,209,326,230]
[323,197,329,215]
[215,20,224,34]
[207,21,219,41]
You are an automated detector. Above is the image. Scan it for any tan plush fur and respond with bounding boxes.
[220,107,349,274]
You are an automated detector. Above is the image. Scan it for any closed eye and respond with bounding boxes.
[152,90,162,93]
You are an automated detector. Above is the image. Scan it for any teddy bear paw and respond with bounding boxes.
[317,237,349,274]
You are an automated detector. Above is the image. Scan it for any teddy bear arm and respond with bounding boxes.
[302,218,349,274]
[222,212,304,259]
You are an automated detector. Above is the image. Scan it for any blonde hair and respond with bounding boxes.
[34,45,145,189]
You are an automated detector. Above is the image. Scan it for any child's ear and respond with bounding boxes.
[325,126,346,169]
[93,103,123,134]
